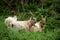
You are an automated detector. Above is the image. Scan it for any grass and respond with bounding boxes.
[0,16,60,40]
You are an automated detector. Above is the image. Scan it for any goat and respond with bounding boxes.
[11,16,36,31]
[31,15,46,32]
[5,15,17,28]
[40,15,46,29]
[5,10,18,28]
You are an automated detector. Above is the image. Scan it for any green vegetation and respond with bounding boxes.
[0,0,60,40]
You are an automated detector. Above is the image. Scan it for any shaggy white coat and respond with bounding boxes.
[5,16,17,28]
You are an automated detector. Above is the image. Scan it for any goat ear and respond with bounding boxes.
[11,10,16,16]
[41,15,46,18]
[29,11,35,17]
[30,16,33,20]
[11,10,20,17]
[16,11,21,17]
[41,15,43,18]
[44,15,46,18]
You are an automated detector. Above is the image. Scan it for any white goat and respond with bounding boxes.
[31,15,46,32]
[5,15,17,28]
[40,15,46,29]
[11,16,36,31]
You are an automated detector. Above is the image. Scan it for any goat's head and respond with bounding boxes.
[28,16,36,31]
[41,15,46,23]
[29,11,36,25]
[11,10,19,18]
[40,15,46,28]
[29,16,36,26]
[10,10,20,21]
